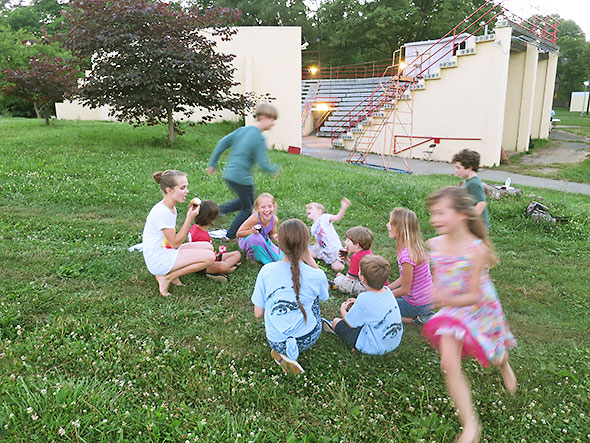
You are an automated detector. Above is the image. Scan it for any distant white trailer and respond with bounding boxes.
[570,92,590,112]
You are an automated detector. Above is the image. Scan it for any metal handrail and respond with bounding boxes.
[329,0,504,143]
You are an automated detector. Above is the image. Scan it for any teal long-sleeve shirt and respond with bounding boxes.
[207,126,279,186]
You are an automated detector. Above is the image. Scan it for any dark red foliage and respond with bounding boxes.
[60,0,251,141]
[1,56,79,124]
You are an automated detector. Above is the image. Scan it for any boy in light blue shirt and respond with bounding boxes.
[323,255,403,355]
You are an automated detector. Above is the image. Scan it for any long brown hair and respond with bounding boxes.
[389,207,427,265]
[278,219,309,322]
[428,186,498,266]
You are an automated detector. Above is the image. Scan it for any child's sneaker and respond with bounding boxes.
[322,318,335,334]
[327,279,339,291]
[270,350,304,374]
[206,273,228,283]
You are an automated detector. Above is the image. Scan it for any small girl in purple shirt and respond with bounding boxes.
[386,208,435,325]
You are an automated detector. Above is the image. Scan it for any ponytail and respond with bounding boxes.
[278,219,310,323]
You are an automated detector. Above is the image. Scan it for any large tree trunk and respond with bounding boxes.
[167,106,174,144]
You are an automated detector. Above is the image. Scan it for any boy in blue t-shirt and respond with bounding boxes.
[323,255,403,355]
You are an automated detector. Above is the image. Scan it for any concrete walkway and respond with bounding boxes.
[301,136,590,195]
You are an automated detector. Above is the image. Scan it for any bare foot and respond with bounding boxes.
[500,360,517,394]
[456,421,481,443]
[155,275,171,296]
[171,277,183,286]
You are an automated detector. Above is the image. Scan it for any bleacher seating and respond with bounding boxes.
[302,77,393,138]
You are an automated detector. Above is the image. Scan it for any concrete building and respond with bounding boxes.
[315,20,559,168]
[56,27,302,151]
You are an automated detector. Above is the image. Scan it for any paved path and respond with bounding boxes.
[301,136,590,195]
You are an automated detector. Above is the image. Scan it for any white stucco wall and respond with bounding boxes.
[56,26,301,151]
[372,26,514,167]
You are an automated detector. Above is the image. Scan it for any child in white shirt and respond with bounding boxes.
[306,197,351,271]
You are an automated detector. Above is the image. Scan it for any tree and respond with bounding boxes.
[553,17,590,106]
[60,0,254,143]
[0,1,72,116]
[1,55,79,124]
[315,0,487,67]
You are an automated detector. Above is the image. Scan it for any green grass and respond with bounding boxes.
[555,107,590,137]
[1,117,589,442]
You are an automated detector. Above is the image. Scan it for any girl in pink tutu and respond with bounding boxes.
[423,186,517,443]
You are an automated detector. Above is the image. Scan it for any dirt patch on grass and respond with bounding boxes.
[518,129,590,165]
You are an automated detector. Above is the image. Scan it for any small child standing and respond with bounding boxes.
[386,208,435,325]
[323,255,402,355]
[306,197,351,272]
[237,193,283,265]
[452,149,490,229]
[188,200,242,282]
[423,186,517,443]
[332,226,374,296]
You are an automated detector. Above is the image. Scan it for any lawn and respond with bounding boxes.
[0,118,588,442]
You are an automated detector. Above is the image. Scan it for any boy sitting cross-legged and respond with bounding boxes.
[331,226,373,296]
[323,255,403,355]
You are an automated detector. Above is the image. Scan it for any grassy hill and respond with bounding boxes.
[0,117,588,441]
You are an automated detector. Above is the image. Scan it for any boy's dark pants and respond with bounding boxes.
[221,179,254,239]
[334,321,362,348]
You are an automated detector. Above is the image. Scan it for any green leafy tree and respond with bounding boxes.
[316,0,488,67]
[553,17,590,106]
[0,1,71,116]
[60,0,256,143]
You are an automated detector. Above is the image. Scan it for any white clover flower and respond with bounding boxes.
[58,428,66,436]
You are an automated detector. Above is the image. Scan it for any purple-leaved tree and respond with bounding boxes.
[60,0,254,143]
[1,55,79,125]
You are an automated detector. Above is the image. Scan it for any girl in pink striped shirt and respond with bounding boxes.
[387,208,435,325]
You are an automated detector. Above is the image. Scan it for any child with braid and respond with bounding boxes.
[251,219,329,374]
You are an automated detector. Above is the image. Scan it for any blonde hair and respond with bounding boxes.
[306,202,326,214]
[255,102,278,120]
[152,170,186,194]
[389,207,427,265]
[360,255,390,290]
[253,192,276,213]
[278,219,310,323]
[428,186,498,267]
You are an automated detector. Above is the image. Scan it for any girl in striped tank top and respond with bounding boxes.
[387,208,435,325]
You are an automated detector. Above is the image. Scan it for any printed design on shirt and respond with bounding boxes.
[161,228,176,249]
[374,308,403,339]
[314,226,328,249]
[265,286,300,316]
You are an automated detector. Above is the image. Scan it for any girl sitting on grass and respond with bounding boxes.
[188,199,242,283]
[251,219,328,374]
[237,192,283,264]
[423,186,517,443]
[142,170,215,296]
[386,207,435,325]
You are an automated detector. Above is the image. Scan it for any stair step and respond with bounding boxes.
[457,47,476,56]
[439,60,457,68]
[474,33,495,43]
